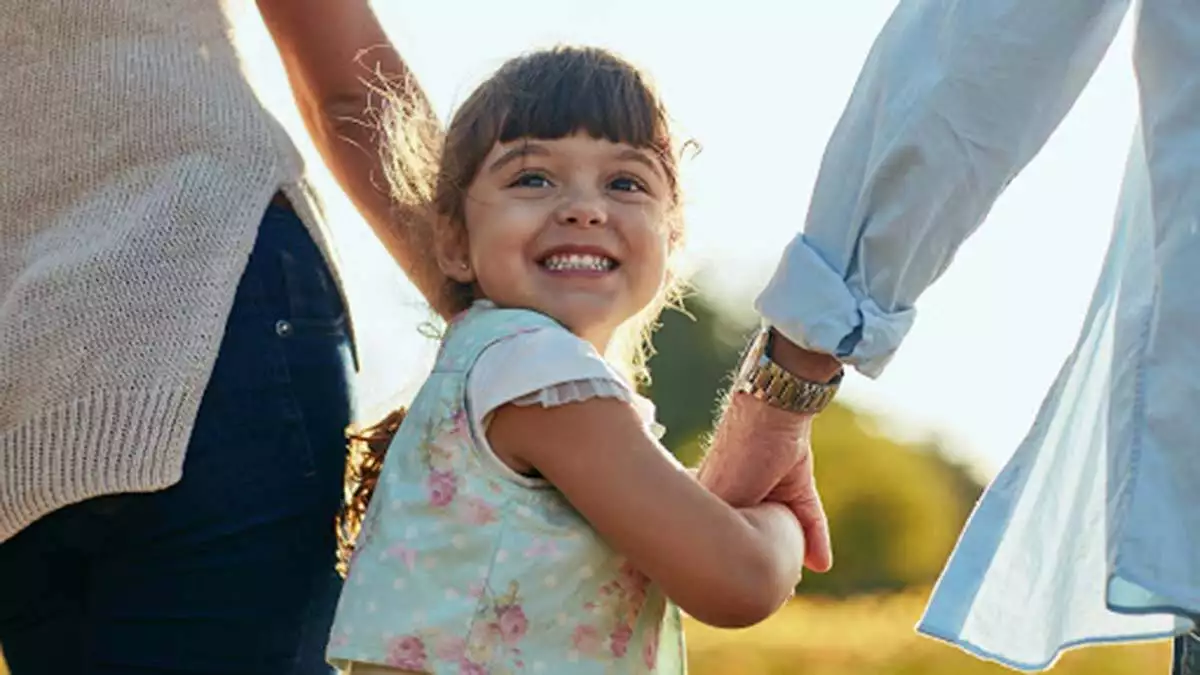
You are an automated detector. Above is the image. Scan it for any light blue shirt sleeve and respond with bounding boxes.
[756,0,1131,378]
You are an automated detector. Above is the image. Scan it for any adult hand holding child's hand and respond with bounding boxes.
[698,392,832,574]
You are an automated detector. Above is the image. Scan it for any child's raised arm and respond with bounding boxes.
[487,397,806,628]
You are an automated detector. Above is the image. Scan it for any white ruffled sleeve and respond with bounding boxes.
[467,327,665,442]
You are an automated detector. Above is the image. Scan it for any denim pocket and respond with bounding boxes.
[216,206,356,482]
[278,247,349,336]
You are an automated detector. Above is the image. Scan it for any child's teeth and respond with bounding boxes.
[545,254,613,271]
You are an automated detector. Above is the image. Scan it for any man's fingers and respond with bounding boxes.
[793,490,833,573]
[783,453,833,573]
[696,445,790,508]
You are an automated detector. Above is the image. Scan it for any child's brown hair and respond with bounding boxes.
[336,408,407,578]
[336,46,690,577]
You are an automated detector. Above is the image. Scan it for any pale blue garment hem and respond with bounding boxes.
[915,126,1199,672]
[916,622,1183,673]
[1108,572,1200,621]
[919,570,1194,672]
[747,0,1200,668]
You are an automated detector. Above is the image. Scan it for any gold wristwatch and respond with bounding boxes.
[731,328,843,414]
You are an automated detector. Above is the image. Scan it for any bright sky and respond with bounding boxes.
[240,2,1139,476]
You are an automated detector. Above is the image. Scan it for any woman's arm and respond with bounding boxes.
[487,398,805,629]
[257,0,444,306]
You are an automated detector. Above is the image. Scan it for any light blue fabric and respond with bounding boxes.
[328,304,685,675]
[756,0,1200,670]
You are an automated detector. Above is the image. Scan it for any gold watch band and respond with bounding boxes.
[731,329,842,414]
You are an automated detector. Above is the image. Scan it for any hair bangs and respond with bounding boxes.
[491,49,671,158]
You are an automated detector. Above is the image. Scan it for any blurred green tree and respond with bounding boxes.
[646,292,984,596]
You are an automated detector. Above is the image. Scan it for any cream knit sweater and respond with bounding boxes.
[0,1,341,542]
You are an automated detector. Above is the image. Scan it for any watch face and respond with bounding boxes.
[737,331,768,383]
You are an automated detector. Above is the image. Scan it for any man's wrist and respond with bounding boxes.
[701,392,812,504]
[725,390,814,436]
[767,329,843,384]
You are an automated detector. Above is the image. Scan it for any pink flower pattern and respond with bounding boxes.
[329,308,682,674]
[572,624,603,655]
[426,469,458,507]
[434,634,468,662]
[496,604,528,646]
[385,544,417,571]
[643,621,661,669]
[609,622,633,658]
[457,660,488,675]
[356,537,674,672]
[385,635,428,670]
[523,538,560,559]
[459,496,497,526]
[450,408,471,437]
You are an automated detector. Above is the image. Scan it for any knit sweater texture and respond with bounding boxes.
[0,0,342,542]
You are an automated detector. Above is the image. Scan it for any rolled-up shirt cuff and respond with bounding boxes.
[753,235,916,379]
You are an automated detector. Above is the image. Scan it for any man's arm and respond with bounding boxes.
[257,0,444,307]
[759,0,1130,378]
[702,0,1131,574]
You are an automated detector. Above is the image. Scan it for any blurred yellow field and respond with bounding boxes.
[0,590,1170,675]
[684,590,1171,675]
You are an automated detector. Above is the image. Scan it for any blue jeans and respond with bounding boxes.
[0,203,355,674]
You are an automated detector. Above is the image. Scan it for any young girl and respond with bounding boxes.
[327,46,806,675]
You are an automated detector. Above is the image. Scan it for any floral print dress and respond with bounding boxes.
[328,304,686,675]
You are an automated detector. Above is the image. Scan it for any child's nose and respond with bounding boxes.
[555,193,607,227]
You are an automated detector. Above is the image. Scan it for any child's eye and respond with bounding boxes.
[609,176,648,193]
[509,172,552,189]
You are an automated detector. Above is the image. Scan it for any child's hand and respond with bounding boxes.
[761,453,831,572]
[490,397,810,628]
[697,384,833,575]
[737,502,807,594]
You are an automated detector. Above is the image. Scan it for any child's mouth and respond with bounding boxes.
[539,252,618,273]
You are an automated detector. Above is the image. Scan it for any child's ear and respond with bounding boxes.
[665,214,685,252]
[435,219,475,284]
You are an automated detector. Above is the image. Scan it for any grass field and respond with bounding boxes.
[0,590,1171,674]
[684,590,1170,675]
